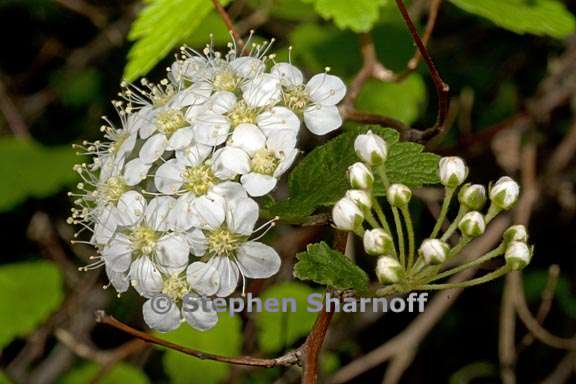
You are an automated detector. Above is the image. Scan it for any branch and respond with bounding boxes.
[0,76,29,138]
[211,0,244,49]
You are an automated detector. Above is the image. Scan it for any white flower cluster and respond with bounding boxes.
[69,40,346,332]
[332,131,532,291]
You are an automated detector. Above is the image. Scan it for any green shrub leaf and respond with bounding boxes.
[60,362,149,384]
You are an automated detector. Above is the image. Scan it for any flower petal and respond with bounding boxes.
[167,126,194,151]
[240,173,277,197]
[123,158,151,186]
[210,181,247,201]
[274,148,299,177]
[271,63,304,86]
[209,256,239,297]
[176,82,212,106]
[194,113,230,146]
[204,91,237,114]
[185,228,208,256]
[242,74,281,107]
[182,295,219,331]
[256,106,300,137]
[192,194,226,230]
[237,241,281,278]
[303,104,342,135]
[143,298,181,332]
[230,57,265,79]
[186,261,219,296]
[139,133,168,163]
[156,234,190,275]
[105,266,129,293]
[213,146,251,176]
[171,193,200,231]
[175,143,212,167]
[226,197,258,236]
[145,196,176,231]
[154,159,184,195]
[266,129,297,154]
[129,255,163,298]
[305,73,346,105]
[116,191,146,226]
[229,123,266,156]
[102,234,132,272]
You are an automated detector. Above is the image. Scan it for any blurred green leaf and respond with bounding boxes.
[303,0,387,32]
[294,242,369,291]
[51,69,103,107]
[0,371,12,384]
[59,362,149,384]
[0,138,78,212]
[249,0,317,21]
[356,75,426,125]
[124,0,230,81]
[0,261,64,349]
[182,11,230,48]
[449,0,575,39]
[255,281,318,353]
[556,278,576,320]
[264,126,439,222]
[160,314,241,384]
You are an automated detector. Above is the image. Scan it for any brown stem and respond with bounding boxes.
[394,0,449,136]
[211,0,244,49]
[301,305,335,383]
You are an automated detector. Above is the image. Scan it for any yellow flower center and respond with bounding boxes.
[182,164,216,196]
[162,274,189,301]
[206,228,244,257]
[282,85,310,113]
[251,148,279,175]
[130,225,158,257]
[156,109,188,136]
[226,101,258,127]
[100,176,128,203]
[109,132,129,154]
[213,70,239,92]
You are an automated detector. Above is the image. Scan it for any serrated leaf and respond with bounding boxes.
[265,126,439,222]
[0,261,64,349]
[303,0,387,32]
[124,0,230,81]
[449,0,575,39]
[160,314,241,384]
[356,75,426,125]
[255,282,318,353]
[294,242,369,291]
[0,138,78,212]
[59,362,149,384]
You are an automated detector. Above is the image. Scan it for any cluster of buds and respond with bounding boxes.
[332,131,533,293]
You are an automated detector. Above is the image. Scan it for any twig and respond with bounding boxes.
[211,0,244,49]
[499,275,517,384]
[546,119,576,175]
[0,77,29,138]
[53,0,107,28]
[541,352,576,384]
[301,306,335,383]
[394,0,450,137]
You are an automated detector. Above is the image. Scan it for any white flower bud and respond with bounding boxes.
[505,241,532,270]
[354,130,388,165]
[503,225,528,244]
[375,256,402,284]
[386,183,412,207]
[348,162,374,189]
[419,239,450,265]
[332,197,364,231]
[458,211,486,238]
[458,183,487,210]
[489,176,520,210]
[363,228,394,256]
[346,189,372,211]
[439,156,468,188]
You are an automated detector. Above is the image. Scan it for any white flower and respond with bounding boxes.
[375,256,402,284]
[419,239,449,265]
[348,162,374,190]
[354,131,388,165]
[458,211,485,238]
[332,197,364,231]
[216,125,299,197]
[271,63,346,135]
[185,194,281,297]
[386,184,412,207]
[363,228,394,256]
[345,189,372,211]
[489,176,520,210]
[439,157,468,188]
[458,183,487,211]
[505,241,532,270]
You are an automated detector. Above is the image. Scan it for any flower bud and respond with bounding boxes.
[503,225,528,244]
[332,197,364,231]
[386,183,412,207]
[505,241,532,270]
[419,239,450,265]
[354,130,388,165]
[375,256,403,284]
[489,176,520,210]
[346,189,372,211]
[458,183,487,210]
[348,162,374,190]
[439,157,468,188]
[458,211,486,238]
[363,228,394,256]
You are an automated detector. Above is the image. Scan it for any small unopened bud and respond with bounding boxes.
[439,157,468,188]
[419,239,450,265]
[354,130,388,165]
[505,241,532,270]
[489,176,520,210]
[348,162,374,189]
[375,256,402,284]
[503,225,528,244]
[346,189,372,211]
[458,183,487,210]
[386,183,412,207]
[332,197,364,231]
[363,228,394,256]
[458,211,486,238]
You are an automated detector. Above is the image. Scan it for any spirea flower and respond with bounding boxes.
[69,36,347,332]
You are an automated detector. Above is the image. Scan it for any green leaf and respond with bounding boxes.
[124,0,230,81]
[160,314,241,384]
[449,0,575,39]
[265,126,439,222]
[51,69,103,107]
[0,371,12,384]
[304,0,387,32]
[59,362,149,384]
[0,261,64,349]
[0,138,78,212]
[356,75,426,125]
[255,282,319,353]
[294,242,369,291]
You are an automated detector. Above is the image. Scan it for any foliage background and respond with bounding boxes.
[0,0,575,383]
